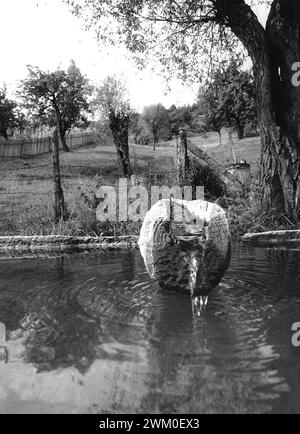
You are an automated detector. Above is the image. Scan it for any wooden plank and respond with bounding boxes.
[186,139,243,186]
[177,130,188,183]
[0,235,139,253]
[0,132,97,158]
[242,230,300,246]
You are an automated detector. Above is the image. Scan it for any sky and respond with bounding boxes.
[0,0,270,111]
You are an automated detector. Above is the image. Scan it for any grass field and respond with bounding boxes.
[161,130,261,171]
[0,132,261,236]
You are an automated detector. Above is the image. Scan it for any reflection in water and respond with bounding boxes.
[0,245,299,413]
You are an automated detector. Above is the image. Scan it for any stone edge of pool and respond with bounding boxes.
[242,230,300,247]
[0,235,139,255]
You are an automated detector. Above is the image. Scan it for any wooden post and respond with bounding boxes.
[228,130,237,164]
[175,134,179,163]
[177,129,188,184]
[53,128,65,222]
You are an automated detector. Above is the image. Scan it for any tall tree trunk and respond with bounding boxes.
[53,128,66,222]
[54,103,70,152]
[58,123,70,153]
[109,112,132,177]
[263,0,300,220]
[218,131,222,146]
[216,0,300,220]
[229,130,238,164]
[235,122,244,140]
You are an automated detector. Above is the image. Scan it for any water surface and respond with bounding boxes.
[0,244,299,414]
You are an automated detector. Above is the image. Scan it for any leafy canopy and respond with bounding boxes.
[142,103,170,143]
[199,60,257,137]
[0,87,25,140]
[19,61,90,132]
[94,76,131,120]
[65,0,272,82]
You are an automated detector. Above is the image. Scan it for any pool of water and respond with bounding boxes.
[0,244,300,414]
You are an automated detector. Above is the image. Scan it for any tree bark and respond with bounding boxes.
[58,124,70,153]
[263,0,300,219]
[109,111,132,177]
[215,0,300,220]
[177,129,189,184]
[53,102,70,152]
[229,130,238,164]
[53,128,66,222]
[235,122,244,140]
[218,131,222,146]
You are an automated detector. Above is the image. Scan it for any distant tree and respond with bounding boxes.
[142,103,170,150]
[129,111,150,145]
[95,76,132,177]
[130,111,143,144]
[167,105,180,137]
[218,63,257,139]
[167,104,201,137]
[198,84,224,145]
[0,87,25,140]
[168,104,187,136]
[198,61,257,142]
[19,61,90,152]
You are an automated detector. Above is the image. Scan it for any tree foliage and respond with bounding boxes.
[65,0,257,81]
[0,87,25,140]
[66,0,300,219]
[94,76,132,176]
[220,63,257,138]
[129,111,150,145]
[95,76,131,119]
[131,103,202,145]
[168,104,200,136]
[199,60,258,139]
[198,83,223,139]
[19,61,90,151]
[142,103,170,149]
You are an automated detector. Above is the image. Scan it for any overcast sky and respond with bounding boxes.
[0,0,269,111]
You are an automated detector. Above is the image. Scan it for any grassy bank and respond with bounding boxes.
[0,132,288,239]
[0,143,176,237]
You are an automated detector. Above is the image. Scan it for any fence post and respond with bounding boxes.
[176,129,188,184]
[52,129,66,222]
[228,130,237,164]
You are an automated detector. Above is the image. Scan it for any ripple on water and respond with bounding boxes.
[0,245,299,413]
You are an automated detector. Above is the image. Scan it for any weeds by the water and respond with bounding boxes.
[2,175,293,239]
[225,183,297,237]
[0,191,142,237]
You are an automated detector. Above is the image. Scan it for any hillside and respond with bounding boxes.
[0,133,261,236]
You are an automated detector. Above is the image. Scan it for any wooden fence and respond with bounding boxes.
[176,129,244,187]
[0,132,97,158]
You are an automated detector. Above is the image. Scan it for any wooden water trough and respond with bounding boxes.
[242,230,300,247]
[0,235,139,254]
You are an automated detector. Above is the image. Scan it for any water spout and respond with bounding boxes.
[192,296,208,317]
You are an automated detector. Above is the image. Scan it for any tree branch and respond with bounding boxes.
[131,5,215,26]
[212,0,267,63]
